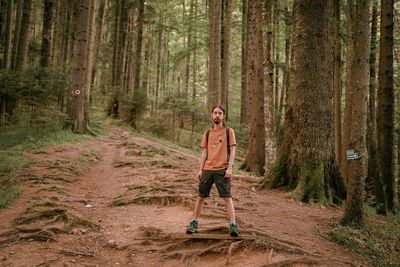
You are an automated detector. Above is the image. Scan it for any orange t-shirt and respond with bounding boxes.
[201,127,236,170]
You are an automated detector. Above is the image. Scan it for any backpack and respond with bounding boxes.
[205,127,231,160]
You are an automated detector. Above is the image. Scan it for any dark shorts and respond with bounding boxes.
[199,169,232,198]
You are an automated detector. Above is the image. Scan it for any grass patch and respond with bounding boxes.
[0,185,21,208]
[329,218,400,266]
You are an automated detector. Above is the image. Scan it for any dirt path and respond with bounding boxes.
[0,126,367,267]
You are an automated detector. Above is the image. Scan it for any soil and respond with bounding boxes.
[0,125,368,267]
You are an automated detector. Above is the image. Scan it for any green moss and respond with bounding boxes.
[292,162,326,204]
[259,154,289,187]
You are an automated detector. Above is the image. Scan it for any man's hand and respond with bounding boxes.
[197,170,202,181]
[224,167,232,179]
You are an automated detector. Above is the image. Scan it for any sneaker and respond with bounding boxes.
[186,220,198,234]
[230,223,239,237]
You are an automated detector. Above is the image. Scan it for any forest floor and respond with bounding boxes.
[0,125,369,267]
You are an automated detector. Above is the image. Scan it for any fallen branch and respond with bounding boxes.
[59,249,94,257]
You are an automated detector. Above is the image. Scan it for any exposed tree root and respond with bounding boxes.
[111,195,192,207]
[59,249,94,257]
[259,257,321,267]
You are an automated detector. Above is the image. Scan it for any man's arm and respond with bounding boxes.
[225,145,236,178]
[197,148,207,180]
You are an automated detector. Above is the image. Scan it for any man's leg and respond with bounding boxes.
[224,197,239,237]
[223,197,236,223]
[187,197,206,234]
[193,197,206,220]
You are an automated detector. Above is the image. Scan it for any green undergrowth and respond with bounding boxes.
[329,216,400,267]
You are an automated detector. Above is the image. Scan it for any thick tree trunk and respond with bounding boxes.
[69,0,91,133]
[266,0,345,204]
[367,0,387,215]
[341,0,369,227]
[242,0,265,176]
[221,0,233,118]
[377,0,395,213]
[40,0,54,67]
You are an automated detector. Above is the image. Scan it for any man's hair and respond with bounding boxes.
[211,105,225,114]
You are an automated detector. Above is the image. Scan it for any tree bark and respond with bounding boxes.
[264,0,276,173]
[14,0,32,70]
[69,0,91,133]
[131,0,145,128]
[221,0,233,118]
[241,0,265,176]
[367,0,387,215]
[333,0,342,169]
[2,0,13,69]
[207,0,221,110]
[240,0,248,125]
[341,0,370,227]
[377,0,395,213]
[40,0,54,67]
[265,0,345,205]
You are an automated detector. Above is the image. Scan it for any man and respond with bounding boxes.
[186,105,239,237]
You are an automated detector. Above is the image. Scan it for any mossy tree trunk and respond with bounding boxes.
[341,0,370,227]
[240,0,248,125]
[265,0,346,205]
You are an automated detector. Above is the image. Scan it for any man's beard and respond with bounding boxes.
[213,118,221,124]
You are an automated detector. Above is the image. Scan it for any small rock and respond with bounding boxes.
[9,252,15,255]
[79,228,87,234]
[70,228,79,235]
[85,204,92,208]
[107,239,117,248]
[71,259,77,263]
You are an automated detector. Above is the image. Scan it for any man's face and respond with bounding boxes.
[212,108,224,125]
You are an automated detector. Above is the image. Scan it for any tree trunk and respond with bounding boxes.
[377,0,395,213]
[367,0,387,215]
[40,0,54,67]
[155,4,164,113]
[221,0,233,118]
[2,0,13,69]
[240,0,248,125]
[14,0,32,70]
[11,0,22,70]
[341,0,370,227]
[241,0,265,176]
[263,0,276,173]
[333,0,342,169]
[131,0,145,128]
[207,0,221,110]
[69,0,91,133]
[266,0,345,204]
[277,0,290,139]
